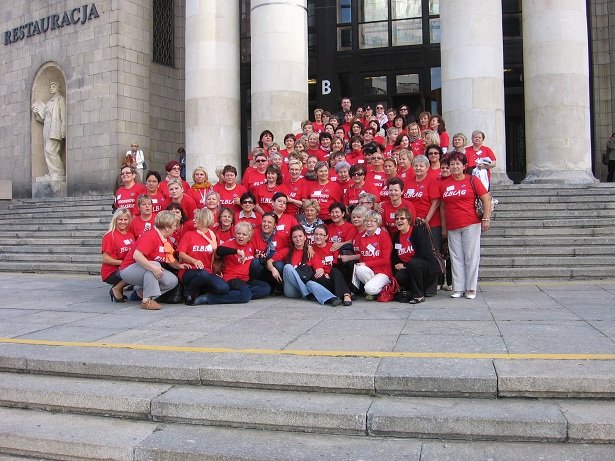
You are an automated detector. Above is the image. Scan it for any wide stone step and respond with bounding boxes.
[494,209,615,219]
[0,238,100,247]
[0,372,613,443]
[1,223,107,231]
[481,246,607,256]
[0,245,100,254]
[484,227,614,237]
[0,206,111,217]
[0,231,104,238]
[495,201,615,211]
[481,236,615,246]
[3,407,612,461]
[479,266,615,279]
[0,261,99,274]
[0,253,99,264]
[0,216,109,224]
[488,218,614,228]
[480,256,615,267]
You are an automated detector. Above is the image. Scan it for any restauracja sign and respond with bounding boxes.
[4,3,100,46]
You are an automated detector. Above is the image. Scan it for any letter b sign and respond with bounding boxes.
[321,80,331,95]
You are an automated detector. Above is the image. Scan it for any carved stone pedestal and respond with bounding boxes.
[33,176,67,198]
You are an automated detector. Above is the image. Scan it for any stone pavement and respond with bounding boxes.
[0,273,614,357]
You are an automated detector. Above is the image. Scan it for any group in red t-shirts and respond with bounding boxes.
[107,109,494,306]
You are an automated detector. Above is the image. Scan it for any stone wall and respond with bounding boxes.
[0,0,185,198]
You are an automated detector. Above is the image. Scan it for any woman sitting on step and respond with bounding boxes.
[119,211,190,310]
[101,208,135,303]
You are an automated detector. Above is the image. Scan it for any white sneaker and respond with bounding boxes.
[451,292,464,298]
[465,290,477,299]
[441,284,453,291]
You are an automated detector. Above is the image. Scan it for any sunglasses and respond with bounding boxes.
[352,172,365,177]
[242,200,254,204]
[255,159,267,163]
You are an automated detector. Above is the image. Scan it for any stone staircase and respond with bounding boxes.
[1,184,615,281]
[0,348,613,460]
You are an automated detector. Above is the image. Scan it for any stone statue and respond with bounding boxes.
[32,81,66,180]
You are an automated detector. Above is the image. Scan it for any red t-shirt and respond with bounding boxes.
[307,148,328,162]
[327,221,354,244]
[213,182,247,212]
[254,183,290,213]
[439,131,450,151]
[274,213,299,250]
[159,179,191,198]
[366,171,387,192]
[395,227,416,263]
[213,225,235,245]
[403,176,441,227]
[185,186,213,209]
[283,177,307,216]
[343,181,381,208]
[168,221,194,249]
[161,194,198,221]
[177,229,217,280]
[115,183,147,212]
[242,168,268,192]
[219,239,257,282]
[345,151,365,166]
[312,242,338,275]
[306,180,343,220]
[465,145,496,180]
[120,228,166,269]
[410,138,426,157]
[398,167,416,185]
[100,230,135,281]
[147,191,166,215]
[439,175,488,231]
[235,210,262,230]
[128,215,155,239]
[380,199,417,235]
[356,227,393,277]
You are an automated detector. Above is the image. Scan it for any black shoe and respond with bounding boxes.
[330,297,342,307]
[109,288,127,303]
[424,291,437,298]
[394,290,411,303]
[184,295,194,306]
[408,297,425,304]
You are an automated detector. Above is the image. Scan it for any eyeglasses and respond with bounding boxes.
[171,166,181,170]
[395,217,408,221]
[352,172,365,177]
[255,159,267,163]
[121,172,133,176]
[427,152,440,156]
[400,108,408,112]
[359,201,371,205]
[242,201,254,205]
[313,233,327,237]
[376,106,384,109]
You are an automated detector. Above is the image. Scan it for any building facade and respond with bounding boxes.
[0,0,613,198]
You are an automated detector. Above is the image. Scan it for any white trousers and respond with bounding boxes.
[352,265,390,295]
[447,223,481,293]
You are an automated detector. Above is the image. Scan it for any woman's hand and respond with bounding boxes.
[314,268,325,279]
[394,263,404,271]
[481,219,490,232]
[271,267,282,283]
[193,260,205,270]
[236,249,246,263]
[151,265,164,279]
[306,245,315,260]
[330,242,343,251]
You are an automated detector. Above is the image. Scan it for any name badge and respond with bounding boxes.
[374,175,382,180]
[407,188,415,195]
[367,244,376,253]
[159,246,165,252]
[389,213,396,219]
[276,225,284,230]
[324,255,334,263]
[123,239,132,245]
[358,159,365,163]
[205,244,213,252]
[394,243,402,250]
[313,190,322,196]
[446,185,454,192]
[151,199,158,203]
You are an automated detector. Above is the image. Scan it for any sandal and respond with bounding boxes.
[408,297,425,304]
[141,299,161,310]
[342,294,352,306]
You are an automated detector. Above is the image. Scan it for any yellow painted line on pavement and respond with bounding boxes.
[1,337,615,360]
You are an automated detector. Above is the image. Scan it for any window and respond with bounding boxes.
[152,0,174,66]
[430,67,441,90]
[364,76,387,95]
[359,0,389,48]
[396,74,419,94]
[337,0,353,50]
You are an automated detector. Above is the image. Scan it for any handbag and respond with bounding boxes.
[295,264,315,283]
[421,222,446,275]
[470,176,498,219]
[377,278,400,303]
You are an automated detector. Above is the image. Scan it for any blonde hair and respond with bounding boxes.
[194,208,214,229]
[167,178,183,189]
[234,221,254,237]
[155,210,179,230]
[108,208,132,232]
[302,199,321,213]
[192,166,209,183]
[422,129,440,146]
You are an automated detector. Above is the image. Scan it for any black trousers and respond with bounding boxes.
[394,258,437,299]
[313,267,351,299]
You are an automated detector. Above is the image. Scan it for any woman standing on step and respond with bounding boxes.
[101,208,135,303]
[119,211,190,310]
[439,152,491,300]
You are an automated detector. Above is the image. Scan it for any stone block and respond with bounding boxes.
[151,385,371,435]
[368,396,567,442]
[0,180,11,199]
[32,179,67,199]
[375,358,497,397]
[559,400,615,443]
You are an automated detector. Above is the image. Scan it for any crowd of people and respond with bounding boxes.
[103,101,493,310]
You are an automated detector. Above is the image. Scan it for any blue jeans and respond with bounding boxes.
[201,279,271,304]
[282,264,336,305]
[182,269,229,297]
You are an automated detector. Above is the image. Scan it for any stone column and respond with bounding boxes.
[440,1,511,184]
[185,0,241,179]
[251,0,308,148]
[522,0,596,183]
